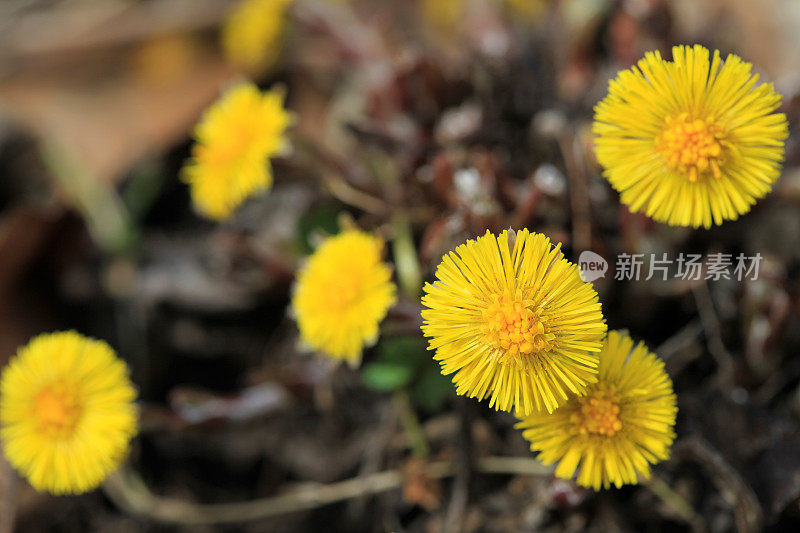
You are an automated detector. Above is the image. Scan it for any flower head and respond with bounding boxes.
[594,44,788,228]
[421,229,607,416]
[504,0,548,21]
[0,332,138,494]
[182,83,291,220]
[421,0,464,35]
[516,331,678,490]
[292,230,397,365]
[222,0,293,74]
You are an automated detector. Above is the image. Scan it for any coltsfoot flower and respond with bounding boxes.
[0,332,138,494]
[594,44,788,228]
[517,331,678,490]
[222,0,293,74]
[421,229,607,416]
[182,83,291,220]
[292,230,397,365]
[421,0,464,35]
[504,0,547,21]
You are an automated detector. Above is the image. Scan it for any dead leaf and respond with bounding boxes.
[402,456,443,511]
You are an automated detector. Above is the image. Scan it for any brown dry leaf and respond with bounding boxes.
[402,456,443,511]
[0,0,230,63]
[0,58,236,186]
[0,0,237,186]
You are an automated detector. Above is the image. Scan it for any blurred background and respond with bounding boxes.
[1,0,800,531]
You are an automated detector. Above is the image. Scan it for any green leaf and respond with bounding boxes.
[411,363,454,413]
[361,362,414,392]
[378,336,428,366]
[123,159,164,223]
[296,204,341,254]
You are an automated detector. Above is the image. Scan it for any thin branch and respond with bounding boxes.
[322,172,389,215]
[290,136,390,216]
[346,403,397,518]
[654,319,703,361]
[644,475,706,532]
[692,283,735,389]
[675,437,763,533]
[443,398,473,533]
[104,456,553,526]
[475,456,553,476]
[559,131,592,253]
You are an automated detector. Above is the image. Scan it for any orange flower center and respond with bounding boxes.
[34,382,82,438]
[326,277,361,310]
[573,391,622,437]
[481,295,555,359]
[658,114,723,182]
[198,128,259,168]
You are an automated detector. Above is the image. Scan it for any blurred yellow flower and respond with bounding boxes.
[421,0,464,35]
[292,230,398,365]
[517,331,677,490]
[421,229,607,416]
[182,83,291,220]
[222,0,293,74]
[594,44,788,228]
[0,332,137,495]
[422,0,547,34]
[132,34,198,87]
[504,0,547,21]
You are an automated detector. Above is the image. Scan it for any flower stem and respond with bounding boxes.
[41,140,137,256]
[393,389,429,458]
[391,212,422,300]
[645,474,703,528]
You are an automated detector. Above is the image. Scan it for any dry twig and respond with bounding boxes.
[675,437,763,533]
[692,283,736,389]
[104,456,553,526]
[644,475,706,532]
[443,398,473,533]
[559,131,592,252]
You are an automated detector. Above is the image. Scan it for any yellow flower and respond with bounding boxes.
[182,83,291,220]
[292,230,397,365]
[222,0,293,74]
[421,0,464,35]
[132,34,198,87]
[504,0,547,21]
[594,44,788,228]
[421,229,607,416]
[516,331,678,490]
[0,332,137,495]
